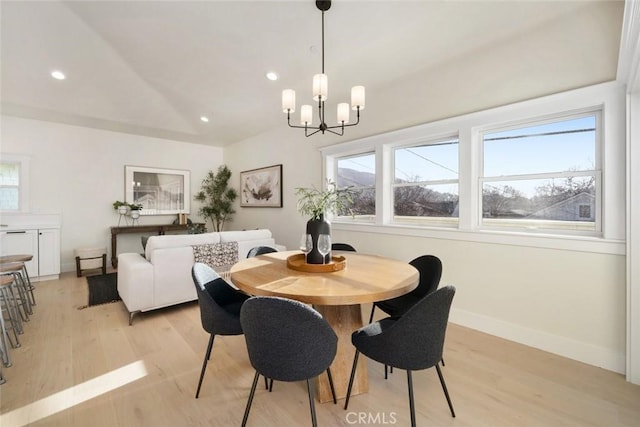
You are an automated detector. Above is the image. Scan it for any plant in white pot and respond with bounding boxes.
[128,203,143,221]
[113,201,128,215]
[295,180,354,264]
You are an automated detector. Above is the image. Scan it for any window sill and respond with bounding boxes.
[331,221,625,255]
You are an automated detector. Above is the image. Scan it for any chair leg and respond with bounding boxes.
[344,350,360,410]
[261,376,275,391]
[368,304,376,323]
[384,364,388,379]
[326,368,337,404]
[435,364,456,417]
[241,371,260,427]
[195,334,215,398]
[407,370,416,427]
[306,378,318,427]
[441,357,445,366]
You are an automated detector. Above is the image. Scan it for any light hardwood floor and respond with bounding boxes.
[1,272,639,426]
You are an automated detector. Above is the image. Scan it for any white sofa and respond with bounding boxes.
[117,229,284,324]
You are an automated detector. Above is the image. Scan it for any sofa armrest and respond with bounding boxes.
[117,253,154,314]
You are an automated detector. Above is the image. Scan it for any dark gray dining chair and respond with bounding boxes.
[240,296,338,427]
[345,285,457,426]
[246,245,278,258]
[331,243,357,252]
[369,255,444,377]
[369,255,442,323]
[191,262,250,398]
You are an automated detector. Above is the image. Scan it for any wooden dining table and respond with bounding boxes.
[230,250,419,403]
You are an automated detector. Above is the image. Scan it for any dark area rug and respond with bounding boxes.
[79,272,121,309]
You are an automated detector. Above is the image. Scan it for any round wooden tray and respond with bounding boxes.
[286,253,346,273]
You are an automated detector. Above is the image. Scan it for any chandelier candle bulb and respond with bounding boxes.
[313,73,328,101]
[301,105,313,125]
[337,103,350,123]
[282,89,296,112]
[351,86,365,110]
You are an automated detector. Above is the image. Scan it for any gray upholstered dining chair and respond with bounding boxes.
[240,296,338,427]
[369,255,444,377]
[246,246,278,258]
[191,262,250,398]
[331,243,357,252]
[345,285,457,426]
[369,254,442,323]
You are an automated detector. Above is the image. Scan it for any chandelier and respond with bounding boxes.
[281,0,365,137]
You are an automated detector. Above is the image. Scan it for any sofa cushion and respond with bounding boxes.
[145,232,220,260]
[192,242,239,273]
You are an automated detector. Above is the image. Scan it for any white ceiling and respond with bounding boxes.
[0,0,625,147]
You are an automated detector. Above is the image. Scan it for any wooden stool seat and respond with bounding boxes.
[0,255,33,264]
[0,276,13,286]
[0,262,25,274]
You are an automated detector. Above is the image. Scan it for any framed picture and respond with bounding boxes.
[125,166,190,215]
[240,164,283,208]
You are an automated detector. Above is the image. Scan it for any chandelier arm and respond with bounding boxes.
[287,111,312,130]
[305,128,323,137]
[325,127,344,136]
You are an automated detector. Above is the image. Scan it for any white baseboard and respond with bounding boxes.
[449,308,626,374]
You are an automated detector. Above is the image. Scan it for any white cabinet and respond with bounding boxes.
[37,228,60,277]
[0,228,60,279]
[0,229,39,277]
[0,214,61,280]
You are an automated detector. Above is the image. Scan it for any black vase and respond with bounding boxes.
[306,214,331,264]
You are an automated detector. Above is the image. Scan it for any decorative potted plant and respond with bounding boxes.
[113,201,129,215]
[128,203,143,220]
[295,180,354,264]
[194,165,238,232]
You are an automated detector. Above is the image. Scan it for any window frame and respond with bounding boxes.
[477,109,602,236]
[391,135,460,227]
[0,154,30,213]
[333,151,377,223]
[321,81,625,255]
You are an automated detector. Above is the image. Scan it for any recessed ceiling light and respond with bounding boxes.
[266,72,278,81]
[200,116,209,123]
[51,70,66,80]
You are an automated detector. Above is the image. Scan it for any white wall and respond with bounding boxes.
[0,116,224,272]
[225,83,627,374]
[224,126,324,251]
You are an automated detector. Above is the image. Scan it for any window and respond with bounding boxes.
[480,113,599,233]
[0,155,29,212]
[392,137,459,226]
[336,153,375,220]
[322,82,623,248]
[0,161,21,210]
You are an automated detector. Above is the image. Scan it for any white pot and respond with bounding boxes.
[118,206,128,215]
[130,210,140,219]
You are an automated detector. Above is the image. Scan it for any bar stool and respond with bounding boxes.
[0,274,21,366]
[0,255,35,306]
[0,262,32,322]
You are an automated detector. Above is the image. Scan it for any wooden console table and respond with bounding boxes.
[110,224,200,268]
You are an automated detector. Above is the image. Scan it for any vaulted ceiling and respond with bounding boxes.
[0,1,625,147]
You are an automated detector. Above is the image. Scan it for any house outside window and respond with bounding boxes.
[392,137,459,226]
[480,112,599,233]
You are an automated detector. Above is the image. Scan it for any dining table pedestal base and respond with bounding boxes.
[314,304,368,403]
